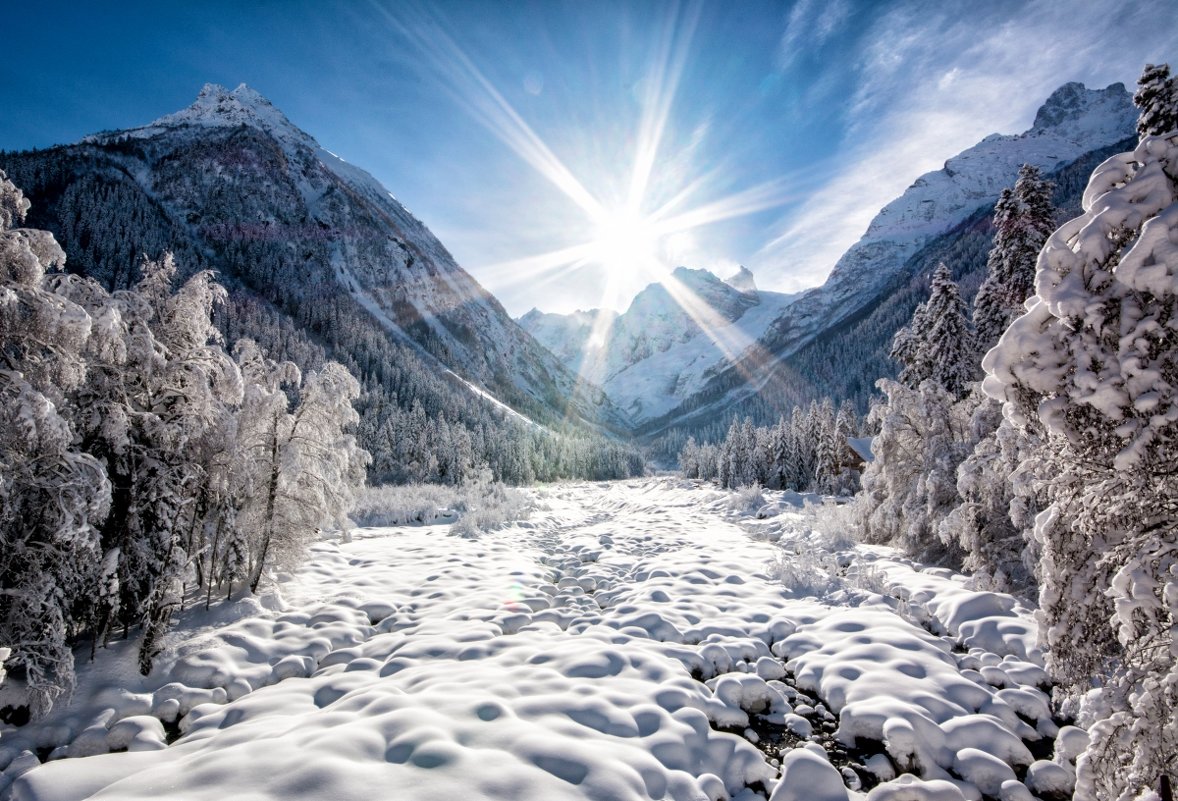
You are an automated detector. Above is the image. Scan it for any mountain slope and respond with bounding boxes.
[636,81,1137,442]
[520,266,796,424]
[641,134,1137,454]
[0,84,635,481]
[755,82,1135,365]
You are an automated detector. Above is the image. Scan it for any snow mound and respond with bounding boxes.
[4,480,1066,801]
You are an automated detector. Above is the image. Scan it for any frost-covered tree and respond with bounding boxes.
[857,379,969,561]
[1135,63,1178,138]
[938,388,1043,593]
[891,265,974,398]
[890,301,930,388]
[58,255,243,673]
[984,130,1178,801]
[923,265,974,398]
[235,347,369,593]
[813,398,839,493]
[678,436,702,479]
[0,171,110,715]
[973,167,1056,350]
[942,168,1056,594]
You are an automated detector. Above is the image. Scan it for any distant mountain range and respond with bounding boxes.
[1,80,1139,466]
[520,266,795,424]
[520,81,1138,446]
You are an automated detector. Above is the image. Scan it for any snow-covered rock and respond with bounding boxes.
[769,748,848,801]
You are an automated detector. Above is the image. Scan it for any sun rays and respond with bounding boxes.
[374,1,796,420]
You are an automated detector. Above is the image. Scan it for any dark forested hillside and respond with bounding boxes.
[0,86,640,483]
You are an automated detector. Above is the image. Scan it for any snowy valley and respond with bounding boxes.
[1,15,1177,801]
[1,480,1079,801]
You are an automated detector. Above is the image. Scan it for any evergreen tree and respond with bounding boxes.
[973,166,1056,350]
[813,398,838,493]
[891,265,974,398]
[1134,63,1178,138]
[923,265,974,398]
[890,300,931,388]
[984,129,1178,801]
[944,166,1056,594]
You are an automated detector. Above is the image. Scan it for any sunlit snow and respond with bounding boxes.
[3,480,1077,801]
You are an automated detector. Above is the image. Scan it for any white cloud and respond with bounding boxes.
[754,0,1178,293]
[776,0,851,72]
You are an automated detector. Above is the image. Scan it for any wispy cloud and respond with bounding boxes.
[755,0,1178,292]
[776,0,851,72]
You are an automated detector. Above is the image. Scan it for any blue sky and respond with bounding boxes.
[1,1,1174,315]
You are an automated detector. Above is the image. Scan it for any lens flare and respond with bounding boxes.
[373,2,799,422]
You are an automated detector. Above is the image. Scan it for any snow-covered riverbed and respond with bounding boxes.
[2,479,1081,801]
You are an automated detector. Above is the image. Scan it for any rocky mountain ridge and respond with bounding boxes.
[522,81,1137,438]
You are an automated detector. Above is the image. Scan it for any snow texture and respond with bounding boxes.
[3,480,1068,801]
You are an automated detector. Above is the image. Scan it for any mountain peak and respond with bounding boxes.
[1031,81,1130,133]
[724,266,757,295]
[118,83,319,150]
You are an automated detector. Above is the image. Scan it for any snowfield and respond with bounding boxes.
[1,480,1080,801]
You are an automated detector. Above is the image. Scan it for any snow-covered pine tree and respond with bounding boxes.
[973,166,1056,350]
[984,128,1178,801]
[890,301,930,388]
[1134,63,1178,138]
[0,171,110,715]
[813,398,838,494]
[943,167,1055,593]
[768,417,791,490]
[891,265,974,398]
[922,265,974,398]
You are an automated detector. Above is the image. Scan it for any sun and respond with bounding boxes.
[589,206,664,279]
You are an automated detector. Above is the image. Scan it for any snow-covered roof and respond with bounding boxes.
[847,436,875,463]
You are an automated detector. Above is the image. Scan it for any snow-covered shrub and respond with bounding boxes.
[726,485,767,516]
[769,545,843,599]
[447,469,532,537]
[985,128,1178,801]
[767,501,858,598]
[350,483,465,527]
[809,499,858,550]
[351,471,532,537]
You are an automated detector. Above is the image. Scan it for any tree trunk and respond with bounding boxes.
[249,414,282,593]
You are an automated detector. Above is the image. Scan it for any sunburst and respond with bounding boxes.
[374,3,795,412]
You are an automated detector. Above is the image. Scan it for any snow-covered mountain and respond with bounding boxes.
[3,84,627,437]
[628,81,1137,436]
[758,82,1136,363]
[521,266,796,423]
